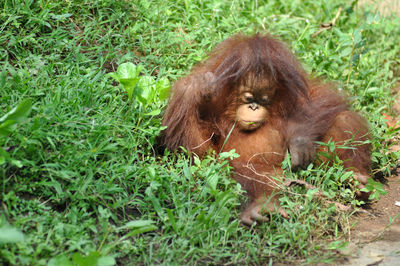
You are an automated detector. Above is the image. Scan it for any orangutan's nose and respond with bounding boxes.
[249,103,259,111]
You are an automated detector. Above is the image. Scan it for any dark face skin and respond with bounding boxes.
[236,75,276,130]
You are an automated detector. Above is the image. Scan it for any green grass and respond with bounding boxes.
[1,0,399,265]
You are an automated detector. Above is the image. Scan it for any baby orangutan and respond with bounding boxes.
[161,34,371,225]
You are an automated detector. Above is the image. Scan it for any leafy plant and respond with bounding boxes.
[0,99,32,167]
[117,220,157,238]
[360,178,388,200]
[109,62,170,106]
[0,217,24,244]
[108,62,143,101]
[48,252,115,266]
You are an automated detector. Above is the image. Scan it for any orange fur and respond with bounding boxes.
[160,34,371,224]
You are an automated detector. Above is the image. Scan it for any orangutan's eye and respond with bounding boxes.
[242,92,254,103]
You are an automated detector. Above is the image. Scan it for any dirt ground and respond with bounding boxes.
[343,173,400,265]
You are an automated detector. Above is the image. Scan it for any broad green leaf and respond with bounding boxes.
[193,156,201,166]
[145,109,161,116]
[156,77,171,100]
[109,63,143,100]
[340,47,353,57]
[340,171,353,182]
[42,181,63,195]
[360,178,387,200]
[0,99,32,136]
[126,225,157,237]
[0,224,25,243]
[10,159,23,168]
[108,72,119,81]
[111,62,142,82]
[219,149,240,160]
[365,87,380,94]
[97,256,116,266]
[137,76,156,104]
[68,252,115,266]
[0,120,17,137]
[0,99,32,124]
[120,220,158,237]
[121,220,155,229]
[72,251,100,266]
[48,255,74,266]
[207,173,219,190]
[0,148,9,165]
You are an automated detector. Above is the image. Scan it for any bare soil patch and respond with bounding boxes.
[342,173,400,265]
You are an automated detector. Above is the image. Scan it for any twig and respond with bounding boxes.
[311,7,343,37]
[352,208,378,217]
[192,132,215,150]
